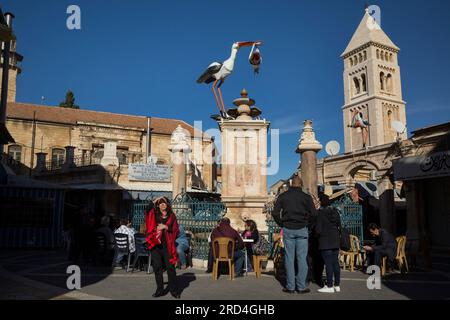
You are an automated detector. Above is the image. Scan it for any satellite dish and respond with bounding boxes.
[391,121,406,134]
[325,140,340,156]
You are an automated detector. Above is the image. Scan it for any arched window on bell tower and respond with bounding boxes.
[386,74,393,93]
[353,77,361,95]
[361,74,367,92]
[380,72,385,91]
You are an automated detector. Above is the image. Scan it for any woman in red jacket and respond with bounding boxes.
[145,197,180,298]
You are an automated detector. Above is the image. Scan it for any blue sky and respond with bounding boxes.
[3,0,450,187]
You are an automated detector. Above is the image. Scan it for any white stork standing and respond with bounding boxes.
[197,41,261,118]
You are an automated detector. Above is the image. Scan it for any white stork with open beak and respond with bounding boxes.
[197,41,262,118]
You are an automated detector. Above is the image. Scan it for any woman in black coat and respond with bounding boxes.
[315,195,341,293]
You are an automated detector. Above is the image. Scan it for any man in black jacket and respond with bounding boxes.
[364,223,397,269]
[272,175,317,294]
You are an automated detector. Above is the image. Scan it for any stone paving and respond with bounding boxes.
[1,250,450,300]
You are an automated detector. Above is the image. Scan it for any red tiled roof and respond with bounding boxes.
[6,102,207,138]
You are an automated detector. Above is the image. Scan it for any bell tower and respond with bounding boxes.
[0,39,22,102]
[342,8,407,152]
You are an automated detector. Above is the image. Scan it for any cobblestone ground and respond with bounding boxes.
[1,250,450,300]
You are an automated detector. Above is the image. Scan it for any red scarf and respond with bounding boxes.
[145,208,179,266]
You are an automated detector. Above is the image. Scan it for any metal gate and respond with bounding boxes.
[173,192,225,260]
[331,195,364,242]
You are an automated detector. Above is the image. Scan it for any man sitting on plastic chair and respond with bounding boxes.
[363,223,396,272]
[114,218,136,269]
[176,224,190,270]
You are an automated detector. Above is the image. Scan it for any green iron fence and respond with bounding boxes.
[331,195,364,243]
[264,201,281,251]
[173,192,225,260]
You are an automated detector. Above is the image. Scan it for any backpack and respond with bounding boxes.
[252,236,270,256]
[339,227,351,251]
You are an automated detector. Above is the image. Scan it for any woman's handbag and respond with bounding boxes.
[252,236,270,256]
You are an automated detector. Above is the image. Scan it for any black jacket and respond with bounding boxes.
[373,229,397,260]
[272,187,317,230]
[315,207,341,250]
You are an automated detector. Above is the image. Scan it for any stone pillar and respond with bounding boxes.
[296,120,322,199]
[35,152,47,172]
[63,146,76,169]
[169,125,191,198]
[101,141,119,166]
[378,176,396,234]
[218,89,269,231]
[405,181,420,256]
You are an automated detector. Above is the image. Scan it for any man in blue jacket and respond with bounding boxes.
[272,175,317,294]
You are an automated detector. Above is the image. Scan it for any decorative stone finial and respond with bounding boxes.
[296,120,322,153]
[169,125,191,152]
[241,88,248,98]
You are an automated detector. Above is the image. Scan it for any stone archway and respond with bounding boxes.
[344,159,380,185]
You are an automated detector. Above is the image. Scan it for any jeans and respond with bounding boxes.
[233,250,245,274]
[283,227,309,291]
[176,243,190,266]
[115,249,133,266]
[320,249,340,287]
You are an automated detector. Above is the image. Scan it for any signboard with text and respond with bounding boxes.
[128,163,171,182]
[393,150,450,181]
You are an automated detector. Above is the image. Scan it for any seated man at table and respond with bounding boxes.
[176,224,190,269]
[211,218,245,276]
[363,223,397,270]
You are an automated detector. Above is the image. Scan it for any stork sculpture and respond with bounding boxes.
[196,41,262,119]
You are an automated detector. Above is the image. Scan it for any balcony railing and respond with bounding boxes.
[43,155,129,171]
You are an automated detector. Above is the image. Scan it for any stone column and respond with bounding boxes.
[63,146,76,169]
[101,141,119,166]
[378,176,395,234]
[218,89,269,231]
[169,125,191,198]
[405,181,420,254]
[296,120,322,199]
[35,152,47,172]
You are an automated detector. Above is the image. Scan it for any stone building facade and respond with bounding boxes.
[5,102,216,195]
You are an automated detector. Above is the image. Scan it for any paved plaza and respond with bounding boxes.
[1,250,450,300]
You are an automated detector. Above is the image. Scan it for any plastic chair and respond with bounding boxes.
[112,233,131,272]
[212,237,235,280]
[131,234,152,273]
[270,233,284,278]
[381,236,409,276]
[253,255,268,278]
[340,235,360,272]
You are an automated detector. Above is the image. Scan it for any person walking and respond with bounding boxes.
[314,194,342,293]
[145,197,180,299]
[272,175,317,294]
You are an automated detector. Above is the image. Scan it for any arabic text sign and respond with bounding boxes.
[128,164,171,182]
[393,151,450,181]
